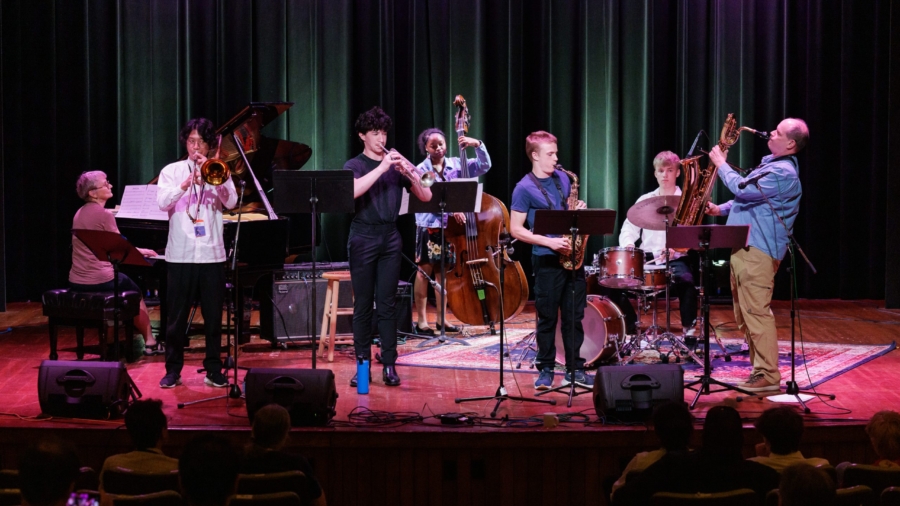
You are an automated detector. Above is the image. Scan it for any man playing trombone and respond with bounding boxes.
[157,118,238,389]
[345,106,432,388]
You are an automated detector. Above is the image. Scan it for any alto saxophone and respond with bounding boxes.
[674,113,743,226]
[557,165,587,270]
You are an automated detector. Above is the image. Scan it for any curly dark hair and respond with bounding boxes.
[179,117,217,148]
[354,106,393,135]
[417,128,446,156]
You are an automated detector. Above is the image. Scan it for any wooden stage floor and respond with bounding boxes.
[1,299,898,506]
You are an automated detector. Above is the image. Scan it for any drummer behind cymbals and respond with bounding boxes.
[616,151,699,337]
[509,131,593,391]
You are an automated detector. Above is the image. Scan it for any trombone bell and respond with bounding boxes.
[201,159,230,185]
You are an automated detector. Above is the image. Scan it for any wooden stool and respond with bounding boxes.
[42,289,141,362]
[316,271,354,362]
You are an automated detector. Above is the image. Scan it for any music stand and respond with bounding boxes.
[72,229,152,361]
[667,225,755,408]
[532,209,617,407]
[407,180,479,347]
[273,170,355,368]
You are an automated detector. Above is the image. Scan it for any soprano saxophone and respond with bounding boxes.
[557,165,587,270]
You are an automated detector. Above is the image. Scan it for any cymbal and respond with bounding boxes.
[626,195,681,230]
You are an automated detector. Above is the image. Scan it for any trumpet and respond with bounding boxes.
[379,143,435,188]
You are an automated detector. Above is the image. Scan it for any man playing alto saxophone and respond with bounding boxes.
[706,118,808,393]
[509,131,593,391]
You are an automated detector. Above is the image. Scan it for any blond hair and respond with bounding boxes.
[866,410,900,461]
[653,151,681,171]
[525,131,558,161]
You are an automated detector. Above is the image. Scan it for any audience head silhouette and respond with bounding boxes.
[865,410,900,462]
[701,405,744,460]
[779,463,835,506]
[755,406,804,455]
[652,401,694,452]
[251,403,292,450]
[179,435,240,506]
[19,437,80,506]
[125,398,168,451]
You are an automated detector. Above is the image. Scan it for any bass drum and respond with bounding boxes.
[555,295,627,368]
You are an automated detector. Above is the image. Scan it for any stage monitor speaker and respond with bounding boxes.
[244,367,337,427]
[38,360,134,419]
[592,364,684,421]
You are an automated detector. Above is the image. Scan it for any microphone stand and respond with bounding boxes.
[178,181,245,408]
[400,252,442,341]
[738,179,834,412]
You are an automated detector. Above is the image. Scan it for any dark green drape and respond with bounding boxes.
[1,0,895,305]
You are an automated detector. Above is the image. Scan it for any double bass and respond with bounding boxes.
[444,96,529,328]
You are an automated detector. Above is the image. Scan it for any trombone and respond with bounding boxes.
[188,140,230,222]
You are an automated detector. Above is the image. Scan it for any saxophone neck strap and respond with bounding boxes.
[527,171,566,211]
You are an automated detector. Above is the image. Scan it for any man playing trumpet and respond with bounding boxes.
[344,106,432,387]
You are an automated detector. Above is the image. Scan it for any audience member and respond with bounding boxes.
[612,405,780,506]
[100,399,179,489]
[749,406,829,471]
[19,438,80,506]
[243,404,326,506]
[778,463,836,506]
[866,410,900,468]
[610,401,694,498]
[179,435,240,506]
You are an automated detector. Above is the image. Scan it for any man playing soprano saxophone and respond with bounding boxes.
[509,131,593,391]
[706,118,808,393]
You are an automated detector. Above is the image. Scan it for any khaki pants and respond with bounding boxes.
[730,246,781,384]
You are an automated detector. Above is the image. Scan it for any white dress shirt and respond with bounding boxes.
[618,187,685,261]
[157,159,238,263]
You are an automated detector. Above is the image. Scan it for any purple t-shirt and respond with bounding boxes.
[510,169,571,257]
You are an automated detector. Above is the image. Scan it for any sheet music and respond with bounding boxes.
[116,185,169,221]
[400,178,483,215]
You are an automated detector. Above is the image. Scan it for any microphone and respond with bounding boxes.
[431,279,446,295]
[743,127,770,141]
[738,170,771,190]
[687,130,703,157]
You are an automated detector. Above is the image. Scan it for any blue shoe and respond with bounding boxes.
[159,373,182,389]
[562,370,595,388]
[534,368,554,390]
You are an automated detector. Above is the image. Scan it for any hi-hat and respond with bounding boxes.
[626,195,681,230]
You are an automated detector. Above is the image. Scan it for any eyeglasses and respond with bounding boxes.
[90,180,112,191]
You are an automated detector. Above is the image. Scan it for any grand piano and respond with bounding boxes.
[117,102,313,344]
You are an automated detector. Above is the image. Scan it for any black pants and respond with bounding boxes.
[349,226,402,366]
[601,256,698,331]
[164,262,225,376]
[533,255,586,371]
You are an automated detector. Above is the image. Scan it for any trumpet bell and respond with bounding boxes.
[421,171,436,188]
[201,159,230,185]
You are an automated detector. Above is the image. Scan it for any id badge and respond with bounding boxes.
[193,219,206,237]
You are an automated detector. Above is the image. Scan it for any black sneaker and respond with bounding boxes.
[204,371,228,388]
[562,370,595,388]
[159,373,182,389]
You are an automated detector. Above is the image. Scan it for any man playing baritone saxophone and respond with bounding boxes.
[509,131,593,391]
[706,118,807,393]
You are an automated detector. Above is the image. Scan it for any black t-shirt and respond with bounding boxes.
[344,153,411,227]
[240,447,323,500]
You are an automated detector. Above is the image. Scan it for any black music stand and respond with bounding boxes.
[532,209,617,407]
[72,229,152,361]
[407,180,479,347]
[273,170,355,369]
[668,225,755,408]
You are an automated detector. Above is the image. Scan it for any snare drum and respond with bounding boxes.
[641,264,667,289]
[555,295,626,367]
[598,247,644,288]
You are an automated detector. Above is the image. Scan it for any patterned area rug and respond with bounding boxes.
[396,329,896,389]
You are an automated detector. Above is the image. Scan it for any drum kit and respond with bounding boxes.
[561,194,728,368]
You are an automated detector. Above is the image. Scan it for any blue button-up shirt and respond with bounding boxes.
[717,154,802,261]
[414,142,491,228]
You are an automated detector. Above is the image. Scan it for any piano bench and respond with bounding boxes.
[42,289,142,362]
[317,271,354,362]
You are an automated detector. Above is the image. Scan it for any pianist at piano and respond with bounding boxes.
[69,170,158,352]
[156,118,237,390]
